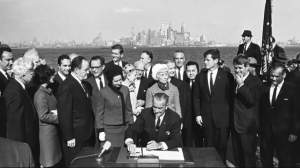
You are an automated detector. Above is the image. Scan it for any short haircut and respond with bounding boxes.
[174,50,185,55]
[186,61,199,72]
[233,55,249,67]
[270,62,286,75]
[0,44,12,60]
[90,55,105,66]
[12,57,33,78]
[142,51,153,62]
[23,48,39,61]
[71,56,87,72]
[162,60,175,65]
[58,54,70,65]
[203,49,220,60]
[153,92,169,105]
[111,44,124,54]
[33,65,55,85]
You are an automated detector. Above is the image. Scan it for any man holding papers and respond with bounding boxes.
[125,92,182,153]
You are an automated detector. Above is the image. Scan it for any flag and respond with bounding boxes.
[261,0,272,81]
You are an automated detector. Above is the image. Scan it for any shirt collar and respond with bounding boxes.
[71,72,82,85]
[272,80,284,89]
[242,72,250,81]
[209,67,218,74]
[0,69,8,79]
[58,71,67,81]
[15,78,25,89]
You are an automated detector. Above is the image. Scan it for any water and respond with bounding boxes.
[12,46,300,71]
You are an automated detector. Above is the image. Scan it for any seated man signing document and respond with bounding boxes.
[125,92,182,153]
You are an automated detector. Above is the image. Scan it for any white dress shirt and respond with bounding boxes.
[95,74,105,90]
[58,71,67,81]
[207,68,218,92]
[176,66,184,80]
[114,61,123,67]
[145,66,151,78]
[244,41,251,51]
[134,78,141,97]
[270,80,284,104]
[0,69,8,79]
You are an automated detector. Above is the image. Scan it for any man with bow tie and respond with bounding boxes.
[0,44,13,138]
[260,63,300,167]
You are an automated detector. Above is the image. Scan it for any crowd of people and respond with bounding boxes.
[0,30,299,168]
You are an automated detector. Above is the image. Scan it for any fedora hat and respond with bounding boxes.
[248,57,260,67]
[241,30,252,37]
[274,53,288,63]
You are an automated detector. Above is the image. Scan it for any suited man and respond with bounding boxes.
[140,51,155,85]
[134,61,152,103]
[260,63,300,167]
[0,137,35,167]
[185,61,205,147]
[174,50,188,81]
[0,45,13,138]
[104,44,128,74]
[3,57,39,166]
[57,56,94,167]
[270,36,285,59]
[164,60,191,146]
[237,30,262,76]
[125,92,182,153]
[193,49,235,163]
[85,56,108,147]
[49,54,71,96]
[231,55,262,167]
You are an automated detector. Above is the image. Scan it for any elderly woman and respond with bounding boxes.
[122,64,144,122]
[96,70,133,147]
[33,65,62,167]
[145,63,182,118]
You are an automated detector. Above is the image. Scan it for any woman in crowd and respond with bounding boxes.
[96,70,133,147]
[122,64,144,122]
[145,63,182,118]
[33,65,62,168]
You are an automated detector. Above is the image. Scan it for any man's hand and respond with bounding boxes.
[99,132,105,141]
[288,134,297,142]
[67,138,76,148]
[235,74,244,87]
[136,100,145,107]
[196,116,203,126]
[146,140,162,150]
[126,141,137,154]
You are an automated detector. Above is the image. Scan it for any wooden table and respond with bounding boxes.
[70,147,225,167]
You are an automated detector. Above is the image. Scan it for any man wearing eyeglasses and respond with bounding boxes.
[85,56,108,147]
[134,61,152,106]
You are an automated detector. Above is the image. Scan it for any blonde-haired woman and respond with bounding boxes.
[145,63,181,118]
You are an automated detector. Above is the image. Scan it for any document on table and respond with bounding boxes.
[130,148,184,160]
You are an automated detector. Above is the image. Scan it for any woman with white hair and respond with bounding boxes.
[145,63,181,118]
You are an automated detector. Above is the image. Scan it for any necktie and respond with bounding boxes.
[190,80,195,91]
[177,68,181,80]
[99,77,103,89]
[210,72,214,94]
[81,82,89,98]
[155,117,161,131]
[144,70,147,78]
[271,86,277,107]
[5,72,10,80]
[243,44,247,54]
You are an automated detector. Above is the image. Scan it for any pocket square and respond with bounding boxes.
[284,98,288,100]
[165,131,170,135]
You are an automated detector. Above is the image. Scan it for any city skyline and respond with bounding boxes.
[1,0,300,44]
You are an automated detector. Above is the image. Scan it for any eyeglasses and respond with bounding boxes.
[136,69,144,72]
[90,66,102,69]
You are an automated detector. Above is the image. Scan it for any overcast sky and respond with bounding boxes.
[0,0,299,43]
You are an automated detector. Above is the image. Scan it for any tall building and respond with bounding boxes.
[181,23,186,33]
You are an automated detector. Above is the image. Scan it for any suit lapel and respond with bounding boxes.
[157,109,169,142]
[70,75,89,98]
[273,82,286,107]
[211,69,222,96]
[203,71,210,96]
[0,72,10,85]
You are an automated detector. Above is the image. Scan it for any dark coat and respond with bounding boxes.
[193,68,235,128]
[144,66,155,86]
[237,42,262,75]
[0,71,10,138]
[57,75,94,142]
[234,73,261,134]
[3,79,39,150]
[125,107,182,149]
[260,81,300,135]
[0,137,35,167]
[170,77,192,128]
[96,85,133,132]
[49,73,64,97]
[285,69,300,86]
[103,60,128,74]
[136,76,152,101]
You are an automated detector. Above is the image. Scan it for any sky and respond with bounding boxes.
[0,0,299,44]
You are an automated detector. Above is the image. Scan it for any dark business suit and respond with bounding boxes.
[85,75,108,147]
[49,73,64,97]
[136,76,152,102]
[144,66,155,86]
[260,81,300,167]
[185,79,205,147]
[193,68,235,163]
[285,69,300,86]
[222,66,231,73]
[3,79,39,167]
[232,73,261,167]
[125,107,182,149]
[0,71,10,138]
[57,74,94,167]
[170,77,192,147]
[103,60,128,74]
[237,42,262,75]
[0,137,35,167]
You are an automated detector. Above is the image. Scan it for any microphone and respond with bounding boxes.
[95,141,111,162]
